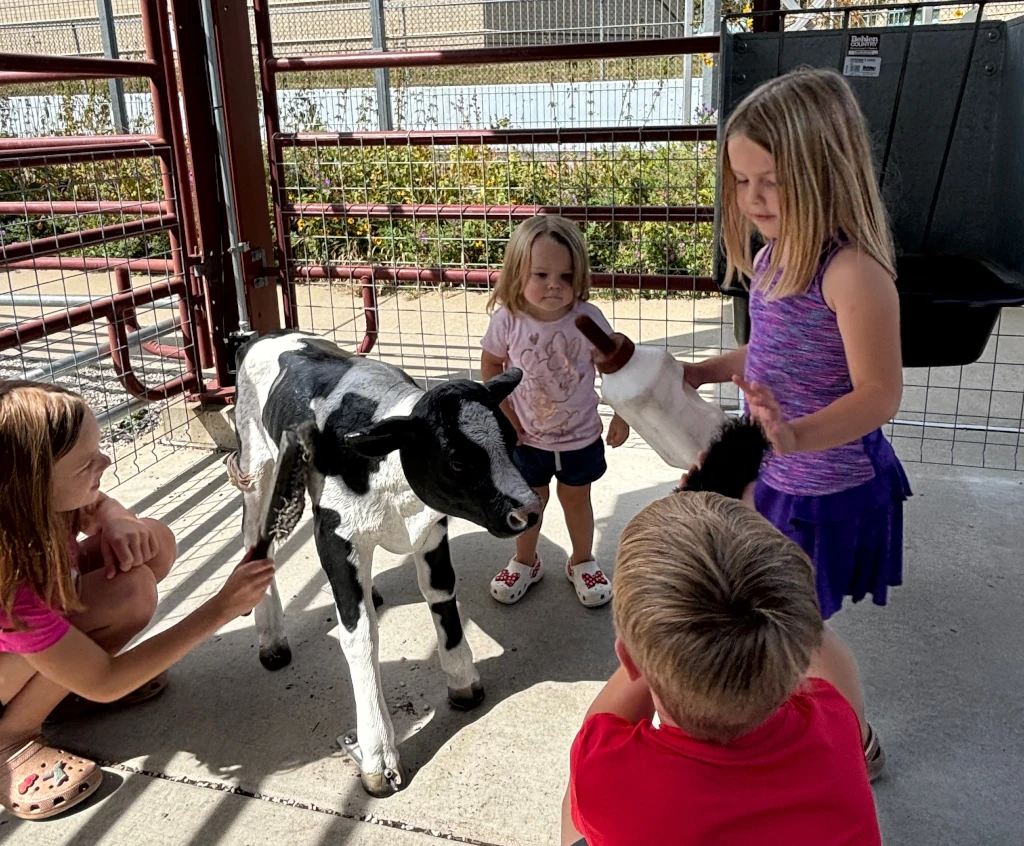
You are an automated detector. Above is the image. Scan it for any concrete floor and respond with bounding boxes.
[2,436,1023,845]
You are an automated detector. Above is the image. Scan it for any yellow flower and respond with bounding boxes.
[953,8,964,16]
[347,217,355,224]
[474,240,483,248]
[702,54,714,67]
[296,219,305,230]
[742,3,752,11]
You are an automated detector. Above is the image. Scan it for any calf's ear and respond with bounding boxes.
[344,416,416,457]
[483,367,522,406]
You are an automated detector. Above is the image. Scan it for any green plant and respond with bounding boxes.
[1,80,720,290]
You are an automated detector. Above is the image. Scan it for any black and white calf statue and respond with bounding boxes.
[228,330,542,797]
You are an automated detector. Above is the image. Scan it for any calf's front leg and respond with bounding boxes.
[414,519,483,710]
[315,506,404,797]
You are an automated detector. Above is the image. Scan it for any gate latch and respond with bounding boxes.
[234,243,280,290]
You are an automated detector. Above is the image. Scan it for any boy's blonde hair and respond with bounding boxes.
[487,215,591,315]
[720,67,896,299]
[0,381,88,628]
[613,492,823,742]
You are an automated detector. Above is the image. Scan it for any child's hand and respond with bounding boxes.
[606,414,629,448]
[733,376,799,455]
[101,517,159,579]
[215,548,276,619]
[502,403,526,445]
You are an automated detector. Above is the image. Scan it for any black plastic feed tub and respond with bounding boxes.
[725,255,1024,368]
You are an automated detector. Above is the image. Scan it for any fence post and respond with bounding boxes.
[368,0,394,130]
[95,0,129,133]
[684,0,694,121]
[702,0,722,111]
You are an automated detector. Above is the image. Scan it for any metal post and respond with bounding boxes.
[96,0,129,133]
[198,0,250,334]
[368,0,393,131]
[205,0,283,337]
[684,0,694,121]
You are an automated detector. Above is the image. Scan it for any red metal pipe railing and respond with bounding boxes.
[0,71,114,85]
[0,142,167,170]
[0,278,184,350]
[0,52,159,81]
[114,266,189,360]
[106,305,199,401]
[293,264,718,294]
[0,201,165,215]
[0,215,177,265]
[0,135,163,150]
[4,256,176,273]
[357,275,378,355]
[282,203,716,224]
[279,125,717,148]
[268,36,721,73]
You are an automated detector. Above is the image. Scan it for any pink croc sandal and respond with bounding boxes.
[566,558,612,608]
[490,556,543,605]
[0,737,102,820]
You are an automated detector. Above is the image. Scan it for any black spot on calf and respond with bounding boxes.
[319,394,384,495]
[429,598,464,652]
[313,505,363,632]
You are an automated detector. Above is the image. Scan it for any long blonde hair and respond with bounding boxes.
[0,381,88,628]
[487,215,591,315]
[721,67,896,298]
[614,492,823,741]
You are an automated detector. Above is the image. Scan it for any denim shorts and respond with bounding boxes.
[513,437,607,488]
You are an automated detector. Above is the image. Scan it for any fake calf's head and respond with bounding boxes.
[344,369,542,537]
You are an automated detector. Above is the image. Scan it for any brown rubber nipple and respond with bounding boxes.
[575,314,635,374]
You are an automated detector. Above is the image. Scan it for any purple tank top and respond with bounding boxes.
[744,240,877,497]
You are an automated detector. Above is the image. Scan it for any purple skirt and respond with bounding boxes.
[754,430,912,620]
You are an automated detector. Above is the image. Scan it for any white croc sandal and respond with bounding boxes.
[490,557,543,605]
[566,558,611,608]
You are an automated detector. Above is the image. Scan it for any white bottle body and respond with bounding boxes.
[599,345,727,469]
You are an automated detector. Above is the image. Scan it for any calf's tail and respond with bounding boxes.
[680,417,770,500]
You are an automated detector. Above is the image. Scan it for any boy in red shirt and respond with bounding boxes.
[561,492,881,846]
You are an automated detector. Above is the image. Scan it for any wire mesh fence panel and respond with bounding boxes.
[0,0,147,58]
[277,56,711,132]
[275,116,742,418]
[0,143,204,485]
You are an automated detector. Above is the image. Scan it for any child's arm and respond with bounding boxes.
[22,553,274,703]
[560,667,655,846]
[481,350,524,438]
[77,493,164,578]
[737,250,901,455]
[685,346,748,388]
[583,665,655,724]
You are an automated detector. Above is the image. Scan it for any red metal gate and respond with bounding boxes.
[251,0,723,366]
[0,0,205,413]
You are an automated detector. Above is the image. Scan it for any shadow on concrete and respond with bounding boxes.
[45,479,669,834]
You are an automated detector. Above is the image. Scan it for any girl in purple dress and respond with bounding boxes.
[687,68,911,781]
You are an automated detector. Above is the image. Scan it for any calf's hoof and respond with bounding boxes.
[259,641,292,671]
[371,585,384,610]
[360,764,407,798]
[447,680,485,711]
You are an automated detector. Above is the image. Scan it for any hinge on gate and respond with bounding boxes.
[235,242,280,289]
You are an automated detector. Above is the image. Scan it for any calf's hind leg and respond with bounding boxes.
[236,433,292,671]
